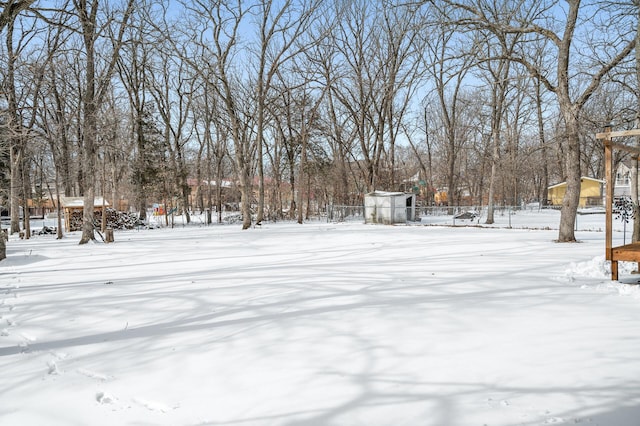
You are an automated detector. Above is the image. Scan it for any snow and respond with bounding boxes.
[1,209,640,426]
[61,196,110,208]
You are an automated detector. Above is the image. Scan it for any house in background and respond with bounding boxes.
[547,177,604,208]
[187,177,239,210]
[613,162,633,198]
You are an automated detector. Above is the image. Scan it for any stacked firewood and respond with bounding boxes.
[68,208,141,231]
[96,208,140,230]
[68,211,84,231]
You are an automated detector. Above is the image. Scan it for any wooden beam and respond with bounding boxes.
[596,129,640,139]
[606,141,640,157]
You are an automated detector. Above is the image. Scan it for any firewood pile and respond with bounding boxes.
[68,211,84,231]
[96,208,141,230]
[68,208,141,231]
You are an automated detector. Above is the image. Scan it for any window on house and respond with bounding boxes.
[616,172,630,186]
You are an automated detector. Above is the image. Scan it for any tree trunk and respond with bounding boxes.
[485,87,503,224]
[21,157,31,239]
[55,173,63,239]
[78,8,98,244]
[0,228,5,260]
[6,21,22,236]
[136,115,147,222]
[557,110,581,242]
[77,0,135,243]
[536,80,549,207]
[297,133,308,225]
[239,170,252,229]
[77,0,99,244]
[485,150,498,224]
[215,142,224,225]
[9,147,22,234]
[256,80,266,224]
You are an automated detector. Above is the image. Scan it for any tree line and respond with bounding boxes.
[1,0,639,254]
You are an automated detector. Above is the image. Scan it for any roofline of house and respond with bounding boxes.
[547,176,605,190]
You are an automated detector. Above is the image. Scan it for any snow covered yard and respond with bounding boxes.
[1,220,640,425]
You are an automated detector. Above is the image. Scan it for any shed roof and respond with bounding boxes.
[366,191,407,197]
[61,197,110,208]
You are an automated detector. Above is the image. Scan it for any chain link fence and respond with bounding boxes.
[321,203,602,228]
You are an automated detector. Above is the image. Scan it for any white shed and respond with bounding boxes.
[364,191,416,224]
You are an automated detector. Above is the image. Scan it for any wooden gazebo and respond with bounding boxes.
[597,126,640,280]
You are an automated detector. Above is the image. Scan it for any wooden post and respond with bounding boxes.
[101,203,107,233]
[604,126,613,258]
[596,127,640,280]
[105,228,114,243]
[603,126,618,279]
[64,207,70,233]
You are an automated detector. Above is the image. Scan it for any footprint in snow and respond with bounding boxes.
[47,360,60,375]
[50,351,70,360]
[21,333,36,342]
[96,391,117,405]
[77,368,111,381]
[485,397,510,408]
[133,397,172,413]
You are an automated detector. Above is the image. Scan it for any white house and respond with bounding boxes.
[614,162,633,198]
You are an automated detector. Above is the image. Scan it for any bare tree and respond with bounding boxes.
[329,0,379,191]
[403,114,435,205]
[251,0,323,224]
[265,78,298,220]
[312,12,358,206]
[34,16,78,240]
[0,0,35,32]
[288,75,326,224]
[471,25,520,223]
[38,44,81,200]
[191,79,231,225]
[148,46,195,225]
[4,3,66,240]
[178,0,258,229]
[74,0,135,244]
[116,0,157,222]
[533,64,551,206]
[5,15,26,235]
[442,0,636,241]
[421,7,476,209]
[370,3,425,190]
[329,0,424,193]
